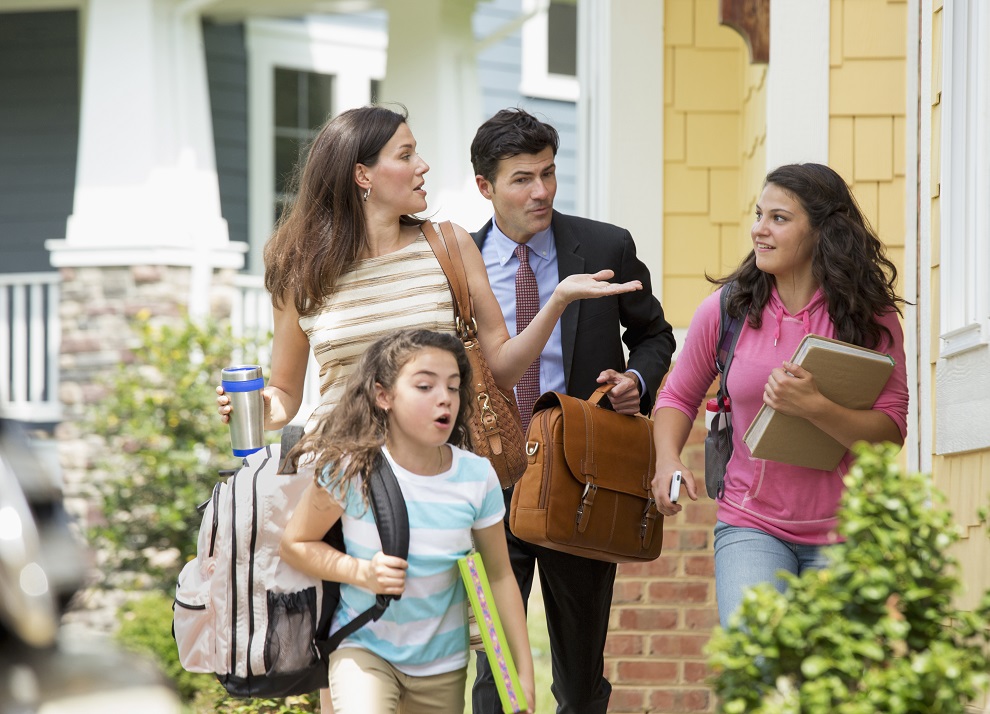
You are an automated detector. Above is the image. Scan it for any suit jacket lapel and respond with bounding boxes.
[471,220,492,250]
[552,212,583,390]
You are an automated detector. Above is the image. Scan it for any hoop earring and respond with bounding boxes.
[363,187,371,202]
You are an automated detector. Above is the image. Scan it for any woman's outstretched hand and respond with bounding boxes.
[554,269,642,304]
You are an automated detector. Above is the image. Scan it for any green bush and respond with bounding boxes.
[707,442,990,714]
[84,312,271,589]
[116,591,318,712]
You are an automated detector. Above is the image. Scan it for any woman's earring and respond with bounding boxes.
[363,187,371,202]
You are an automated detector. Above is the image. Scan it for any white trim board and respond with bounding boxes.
[766,0,829,169]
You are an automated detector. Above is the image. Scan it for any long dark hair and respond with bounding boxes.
[712,163,905,348]
[287,330,475,501]
[264,105,424,316]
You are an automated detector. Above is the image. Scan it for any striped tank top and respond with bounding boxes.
[298,230,456,427]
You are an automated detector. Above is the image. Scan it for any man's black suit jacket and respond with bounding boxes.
[473,211,675,415]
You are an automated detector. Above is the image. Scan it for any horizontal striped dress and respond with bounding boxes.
[298,229,457,427]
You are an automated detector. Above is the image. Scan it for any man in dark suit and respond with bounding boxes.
[469,108,676,713]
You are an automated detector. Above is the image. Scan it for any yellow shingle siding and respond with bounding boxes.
[663,0,752,326]
[829,0,907,267]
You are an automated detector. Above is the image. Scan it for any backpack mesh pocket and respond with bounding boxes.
[265,587,320,674]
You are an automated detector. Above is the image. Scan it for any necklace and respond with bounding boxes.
[387,442,446,476]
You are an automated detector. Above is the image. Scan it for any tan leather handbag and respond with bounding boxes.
[509,385,663,563]
[422,221,527,489]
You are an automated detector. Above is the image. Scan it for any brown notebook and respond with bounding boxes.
[743,334,895,470]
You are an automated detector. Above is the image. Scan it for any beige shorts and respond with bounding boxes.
[328,647,467,714]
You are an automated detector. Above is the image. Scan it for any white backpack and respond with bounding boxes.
[172,441,408,698]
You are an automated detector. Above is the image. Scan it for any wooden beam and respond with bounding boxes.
[719,0,769,64]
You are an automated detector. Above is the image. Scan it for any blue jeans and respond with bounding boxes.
[713,521,831,628]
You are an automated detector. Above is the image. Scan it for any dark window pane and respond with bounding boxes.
[274,67,299,126]
[274,136,301,194]
[370,78,381,104]
[547,2,577,77]
[307,72,334,129]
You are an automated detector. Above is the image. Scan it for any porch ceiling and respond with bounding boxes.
[0,0,381,19]
[199,0,382,21]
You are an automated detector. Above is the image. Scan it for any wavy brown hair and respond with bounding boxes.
[712,163,906,349]
[264,105,424,316]
[286,330,475,503]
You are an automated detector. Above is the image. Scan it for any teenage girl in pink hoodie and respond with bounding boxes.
[651,163,910,627]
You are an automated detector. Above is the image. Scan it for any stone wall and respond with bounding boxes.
[54,264,237,632]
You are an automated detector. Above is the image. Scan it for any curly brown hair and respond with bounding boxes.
[286,330,475,502]
[712,163,906,349]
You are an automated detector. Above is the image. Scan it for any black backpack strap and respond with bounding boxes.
[318,452,410,655]
[712,283,742,499]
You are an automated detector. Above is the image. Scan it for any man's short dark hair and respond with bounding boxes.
[470,108,560,184]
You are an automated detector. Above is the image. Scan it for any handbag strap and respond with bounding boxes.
[437,221,474,325]
[586,384,615,408]
[422,220,476,337]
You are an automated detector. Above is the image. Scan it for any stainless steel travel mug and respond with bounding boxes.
[221,365,265,457]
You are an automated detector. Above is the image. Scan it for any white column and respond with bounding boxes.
[578,0,664,274]
[380,0,490,229]
[765,0,830,169]
[47,0,245,313]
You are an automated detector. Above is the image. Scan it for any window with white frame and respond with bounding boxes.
[939,0,990,357]
[521,0,579,101]
[274,68,334,224]
[934,0,990,455]
[246,17,386,273]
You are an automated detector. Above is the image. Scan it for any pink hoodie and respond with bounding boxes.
[656,285,909,545]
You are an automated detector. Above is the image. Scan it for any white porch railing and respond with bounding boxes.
[230,274,321,425]
[0,273,62,423]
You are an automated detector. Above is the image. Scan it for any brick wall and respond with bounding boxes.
[605,386,718,713]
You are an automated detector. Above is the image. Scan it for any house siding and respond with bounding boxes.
[0,10,78,274]
[473,0,577,215]
[662,0,751,327]
[928,4,990,679]
[829,0,908,277]
[203,21,249,254]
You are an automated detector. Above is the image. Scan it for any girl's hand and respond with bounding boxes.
[216,385,231,424]
[763,361,823,417]
[360,552,408,596]
[651,462,697,516]
[520,672,537,713]
[552,270,642,305]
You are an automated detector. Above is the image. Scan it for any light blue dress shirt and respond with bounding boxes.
[479,222,567,396]
[479,218,646,400]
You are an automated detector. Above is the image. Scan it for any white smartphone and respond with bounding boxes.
[669,470,682,503]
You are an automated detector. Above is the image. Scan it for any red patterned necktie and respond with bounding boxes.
[514,244,541,433]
